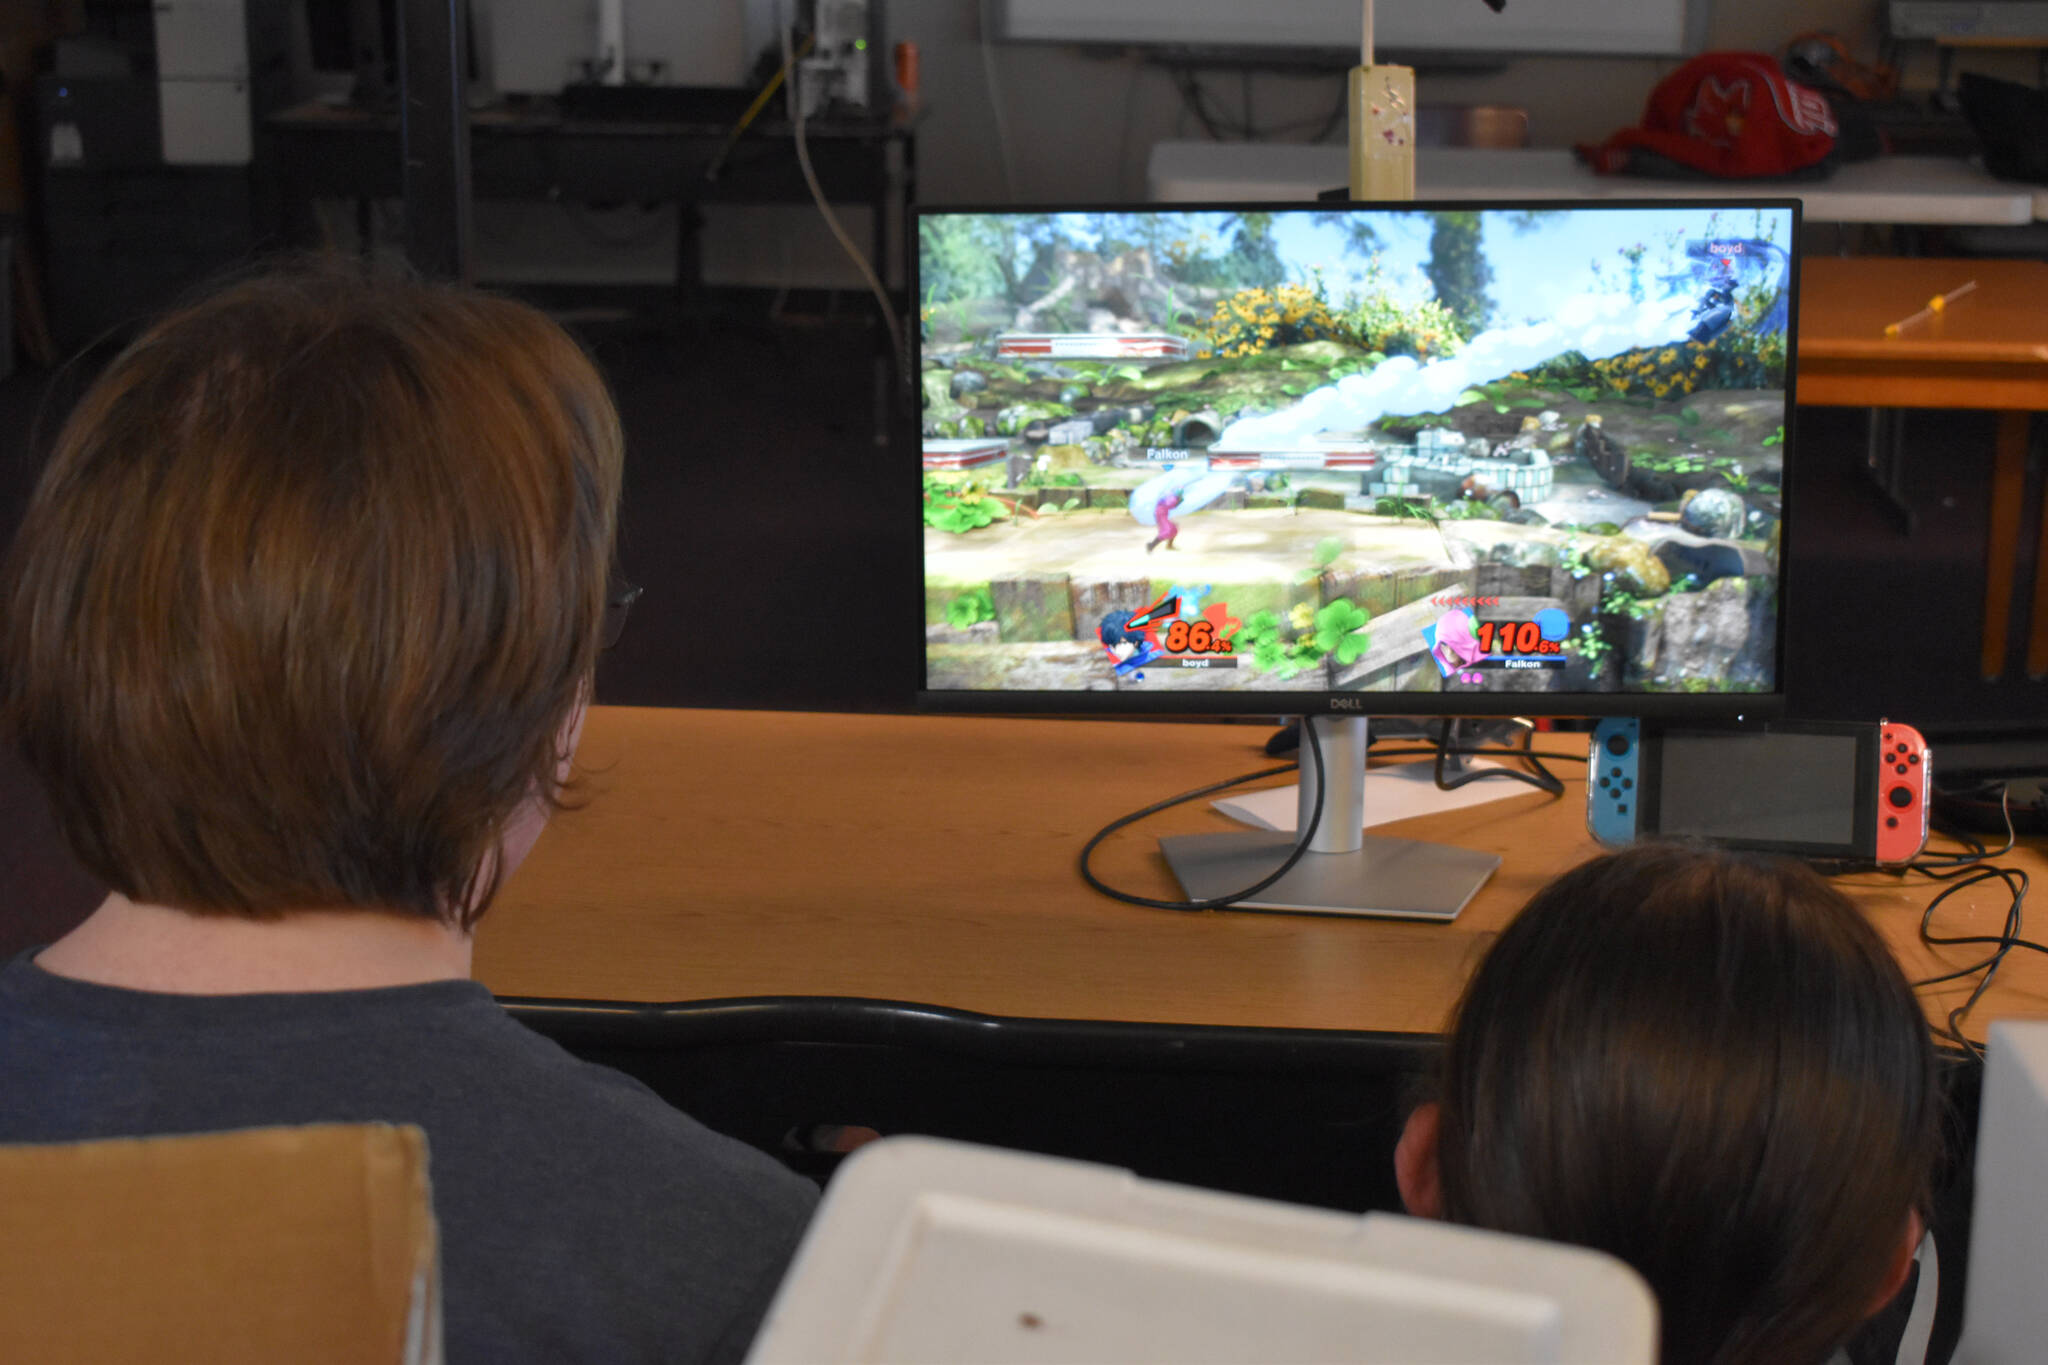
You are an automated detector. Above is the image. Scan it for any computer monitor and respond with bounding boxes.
[915,200,1800,913]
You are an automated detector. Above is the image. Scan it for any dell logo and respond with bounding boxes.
[1330,697,1363,712]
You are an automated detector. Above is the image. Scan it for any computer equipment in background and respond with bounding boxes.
[916,200,1801,915]
[795,0,880,118]
[483,0,750,93]
[1588,717,1930,864]
[746,1136,1657,1364]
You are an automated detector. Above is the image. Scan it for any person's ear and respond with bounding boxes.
[1868,1208,1926,1317]
[556,676,592,786]
[466,679,594,919]
[1394,1101,1444,1219]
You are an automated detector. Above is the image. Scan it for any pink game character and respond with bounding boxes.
[1432,610,1486,684]
[1146,492,1182,553]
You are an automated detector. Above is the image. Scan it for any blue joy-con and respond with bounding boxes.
[1588,718,1641,847]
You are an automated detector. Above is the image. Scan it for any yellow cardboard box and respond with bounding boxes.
[0,1123,441,1365]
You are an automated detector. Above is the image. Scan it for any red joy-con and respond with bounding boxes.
[1874,721,1931,865]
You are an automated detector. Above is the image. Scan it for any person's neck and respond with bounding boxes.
[33,892,475,995]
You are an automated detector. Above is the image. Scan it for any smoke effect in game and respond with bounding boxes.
[1217,295,1701,451]
[919,206,1793,701]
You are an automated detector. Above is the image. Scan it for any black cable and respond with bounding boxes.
[1079,722,1587,910]
[1310,86,1348,143]
[1912,784,2011,874]
[1167,66,1350,143]
[1430,718,1565,797]
[1270,718,1575,798]
[1901,782,2040,1058]
[1079,718,1328,911]
[1171,69,1230,141]
[1911,864,2032,1060]
[1915,826,1989,870]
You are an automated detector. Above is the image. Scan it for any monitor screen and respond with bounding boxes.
[917,201,1799,716]
[1656,732,1856,846]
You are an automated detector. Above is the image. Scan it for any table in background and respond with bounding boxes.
[1797,257,2048,681]
[1146,143,2040,225]
[484,706,2048,1038]
[481,705,2035,1210]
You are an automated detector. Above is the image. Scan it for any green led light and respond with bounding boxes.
[854,38,867,49]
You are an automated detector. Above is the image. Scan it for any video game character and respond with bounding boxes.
[924,207,1791,699]
[1672,237,1791,340]
[1687,282,1738,344]
[1128,467,1237,557]
[1098,610,1162,680]
[1147,492,1182,553]
[1429,609,1488,684]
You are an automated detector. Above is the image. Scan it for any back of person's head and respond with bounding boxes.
[0,258,624,928]
[1418,841,1938,1365]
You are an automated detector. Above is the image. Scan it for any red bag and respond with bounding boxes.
[1579,52,1838,178]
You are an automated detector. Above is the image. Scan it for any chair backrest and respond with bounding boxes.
[0,1122,441,1365]
[747,1135,1655,1365]
[1956,1020,2048,1364]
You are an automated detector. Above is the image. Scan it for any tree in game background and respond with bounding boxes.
[1426,211,1494,336]
[920,212,1308,336]
[1309,211,1385,259]
[1226,213,1287,289]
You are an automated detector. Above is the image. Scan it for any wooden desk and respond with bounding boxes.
[480,706,2048,1043]
[1797,257,2048,680]
[1797,257,2048,411]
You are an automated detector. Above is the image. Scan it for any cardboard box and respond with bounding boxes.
[0,1123,442,1364]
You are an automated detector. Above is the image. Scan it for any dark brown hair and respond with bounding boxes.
[0,259,623,927]
[1435,841,1938,1365]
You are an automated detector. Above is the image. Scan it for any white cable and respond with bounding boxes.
[781,7,904,379]
[978,0,1021,198]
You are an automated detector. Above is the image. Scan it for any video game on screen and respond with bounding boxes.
[921,206,1792,696]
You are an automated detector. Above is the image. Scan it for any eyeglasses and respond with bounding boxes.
[602,578,643,651]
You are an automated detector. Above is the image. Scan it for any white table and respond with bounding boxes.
[1147,144,2040,226]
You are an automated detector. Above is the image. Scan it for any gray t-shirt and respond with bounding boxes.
[0,950,819,1365]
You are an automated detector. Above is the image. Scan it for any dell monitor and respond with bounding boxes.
[916,200,1800,914]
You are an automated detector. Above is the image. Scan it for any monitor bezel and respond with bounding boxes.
[912,195,1803,721]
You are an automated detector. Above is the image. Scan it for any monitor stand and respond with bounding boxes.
[1158,716,1499,921]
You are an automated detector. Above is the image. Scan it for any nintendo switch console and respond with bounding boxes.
[1589,718,1930,864]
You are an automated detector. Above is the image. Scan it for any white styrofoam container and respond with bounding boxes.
[747,1136,1656,1365]
[1956,1019,2048,1362]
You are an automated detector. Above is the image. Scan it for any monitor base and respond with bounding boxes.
[1159,830,1499,921]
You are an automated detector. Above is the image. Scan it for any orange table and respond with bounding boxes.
[1798,257,2048,679]
[481,706,2048,1044]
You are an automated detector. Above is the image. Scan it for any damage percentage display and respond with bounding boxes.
[1474,620,1564,656]
[1162,619,1233,654]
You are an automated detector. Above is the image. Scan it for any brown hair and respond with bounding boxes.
[0,259,623,927]
[1435,841,1938,1365]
